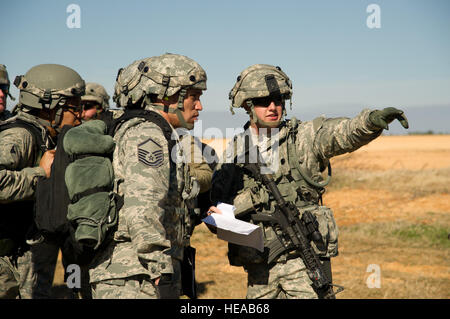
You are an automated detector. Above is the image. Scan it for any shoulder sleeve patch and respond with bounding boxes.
[137,137,164,168]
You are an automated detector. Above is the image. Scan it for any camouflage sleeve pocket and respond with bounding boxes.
[309,206,339,258]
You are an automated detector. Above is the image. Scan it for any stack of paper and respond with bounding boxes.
[202,202,264,252]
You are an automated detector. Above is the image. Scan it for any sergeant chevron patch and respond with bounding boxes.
[137,137,164,168]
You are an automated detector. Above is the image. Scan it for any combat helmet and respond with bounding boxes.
[82,82,110,111]
[113,53,207,129]
[229,64,292,127]
[14,64,85,128]
[0,64,15,101]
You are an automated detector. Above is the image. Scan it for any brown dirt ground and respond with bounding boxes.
[53,135,450,299]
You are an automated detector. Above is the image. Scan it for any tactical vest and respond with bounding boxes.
[228,118,338,266]
[0,117,49,257]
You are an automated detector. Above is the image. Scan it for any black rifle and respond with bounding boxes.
[244,162,343,299]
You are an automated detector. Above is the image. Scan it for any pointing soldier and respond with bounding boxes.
[210,64,408,299]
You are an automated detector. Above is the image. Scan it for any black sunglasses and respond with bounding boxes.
[0,84,9,94]
[250,95,285,107]
[82,101,98,111]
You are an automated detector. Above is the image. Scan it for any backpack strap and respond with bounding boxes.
[97,110,114,129]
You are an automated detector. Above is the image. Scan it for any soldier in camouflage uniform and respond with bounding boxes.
[81,82,110,121]
[0,64,14,121]
[210,64,409,299]
[89,53,208,299]
[0,64,85,299]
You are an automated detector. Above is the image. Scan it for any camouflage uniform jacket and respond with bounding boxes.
[0,111,52,203]
[212,109,382,262]
[179,134,213,194]
[89,108,196,283]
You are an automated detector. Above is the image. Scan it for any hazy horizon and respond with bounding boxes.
[2,1,449,136]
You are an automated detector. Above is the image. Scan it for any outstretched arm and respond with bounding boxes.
[312,108,408,160]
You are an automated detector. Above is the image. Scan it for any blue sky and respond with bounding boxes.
[1,0,449,134]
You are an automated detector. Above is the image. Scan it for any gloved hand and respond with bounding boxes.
[369,107,409,130]
[182,177,200,200]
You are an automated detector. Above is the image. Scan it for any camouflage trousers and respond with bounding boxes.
[245,256,330,299]
[0,251,34,299]
[91,275,182,299]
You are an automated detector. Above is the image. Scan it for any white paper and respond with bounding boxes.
[202,202,264,252]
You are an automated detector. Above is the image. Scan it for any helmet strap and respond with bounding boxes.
[7,91,15,101]
[147,90,194,130]
[51,107,64,134]
[229,104,235,115]
[173,107,194,130]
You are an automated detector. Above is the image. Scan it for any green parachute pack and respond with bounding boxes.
[63,120,119,250]
[62,109,175,251]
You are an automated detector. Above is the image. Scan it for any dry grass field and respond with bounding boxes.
[53,135,450,299]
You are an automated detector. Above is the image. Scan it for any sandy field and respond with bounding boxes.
[192,135,450,299]
[53,135,450,299]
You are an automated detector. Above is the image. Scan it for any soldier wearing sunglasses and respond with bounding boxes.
[80,82,110,121]
[210,64,409,299]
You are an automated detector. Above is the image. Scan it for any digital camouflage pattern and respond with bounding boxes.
[0,112,49,202]
[89,54,208,298]
[113,53,207,130]
[0,111,53,299]
[113,53,207,108]
[0,251,35,299]
[229,64,293,128]
[180,134,213,194]
[1,63,85,299]
[246,256,318,299]
[229,64,292,109]
[82,82,110,111]
[0,256,19,298]
[212,108,383,299]
[89,105,194,299]
[92,276,159,299]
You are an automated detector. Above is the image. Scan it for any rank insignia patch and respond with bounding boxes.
[137,138,164,168]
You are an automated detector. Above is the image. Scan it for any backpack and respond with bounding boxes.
[34,125,98,265]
